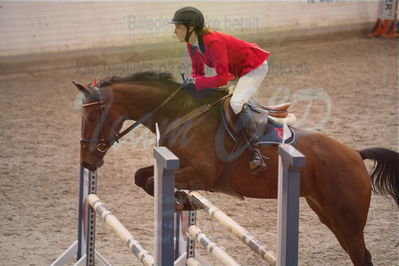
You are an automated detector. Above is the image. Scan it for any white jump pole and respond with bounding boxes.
[189,191,276,265]
[187,225,241,266]
[87,194,155,266]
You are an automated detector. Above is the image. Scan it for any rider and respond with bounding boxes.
[170,6,270,172]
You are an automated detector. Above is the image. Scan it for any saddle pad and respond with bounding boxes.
[258,119,296,145]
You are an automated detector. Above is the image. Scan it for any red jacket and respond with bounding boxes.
[187,31,270,91]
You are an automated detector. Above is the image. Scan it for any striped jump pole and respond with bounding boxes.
[187,225,241,266]
[87,194,155,266]
[186,257,201,266]
[189,191,276,266]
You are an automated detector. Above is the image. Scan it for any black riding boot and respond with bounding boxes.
[237,105,267,171]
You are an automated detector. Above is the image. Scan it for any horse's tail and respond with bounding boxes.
[359,148,399,206]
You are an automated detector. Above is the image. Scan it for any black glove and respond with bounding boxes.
[182,77,196,92]
[181,74,212,99]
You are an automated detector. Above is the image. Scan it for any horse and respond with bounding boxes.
[74,71,399,266]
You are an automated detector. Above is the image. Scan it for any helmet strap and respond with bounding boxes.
[184,26,195,42]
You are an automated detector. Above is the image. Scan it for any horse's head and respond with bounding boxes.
[74,82,126,171]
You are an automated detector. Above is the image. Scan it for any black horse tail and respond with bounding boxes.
[359,148,399,206]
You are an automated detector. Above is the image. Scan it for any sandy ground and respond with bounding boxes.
[0,32,398,266]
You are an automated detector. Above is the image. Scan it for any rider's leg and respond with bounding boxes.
[230,60,268,113]
[237,104,267,170]
[230,61,268,171]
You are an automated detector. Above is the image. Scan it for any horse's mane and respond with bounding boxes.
[97,71,228,111]
[97,71,178,88]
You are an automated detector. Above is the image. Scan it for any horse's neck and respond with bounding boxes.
[111,82,181,132]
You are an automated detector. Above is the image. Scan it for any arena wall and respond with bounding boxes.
[0,1,378,57]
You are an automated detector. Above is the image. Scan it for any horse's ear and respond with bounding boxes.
[72,81,91,97]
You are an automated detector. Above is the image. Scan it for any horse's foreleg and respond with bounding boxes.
[134,165,154,196]
[134,165,204,211]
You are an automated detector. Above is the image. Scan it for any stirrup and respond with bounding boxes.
[249,148,267,173]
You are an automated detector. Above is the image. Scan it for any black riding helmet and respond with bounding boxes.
[169,6,204,42]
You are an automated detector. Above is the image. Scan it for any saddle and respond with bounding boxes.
[222,97,295,140]
[210,97,294,198]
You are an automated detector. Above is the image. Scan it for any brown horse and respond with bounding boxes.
[74,72,398,266]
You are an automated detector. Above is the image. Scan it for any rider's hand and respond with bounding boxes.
[182,77,196,91]
[181,74,211,99]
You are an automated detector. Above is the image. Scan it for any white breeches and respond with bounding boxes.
[230,60,268,114]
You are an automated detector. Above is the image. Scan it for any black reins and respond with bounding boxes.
[81,84,228,153]
[115,85,182,141]
[80,85,182,152]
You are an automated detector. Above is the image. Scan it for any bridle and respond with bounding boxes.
[80,85,182,153]
[80,89,113,153]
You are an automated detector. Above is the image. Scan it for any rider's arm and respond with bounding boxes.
[187,44,205,78]
[194,40,234,90]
